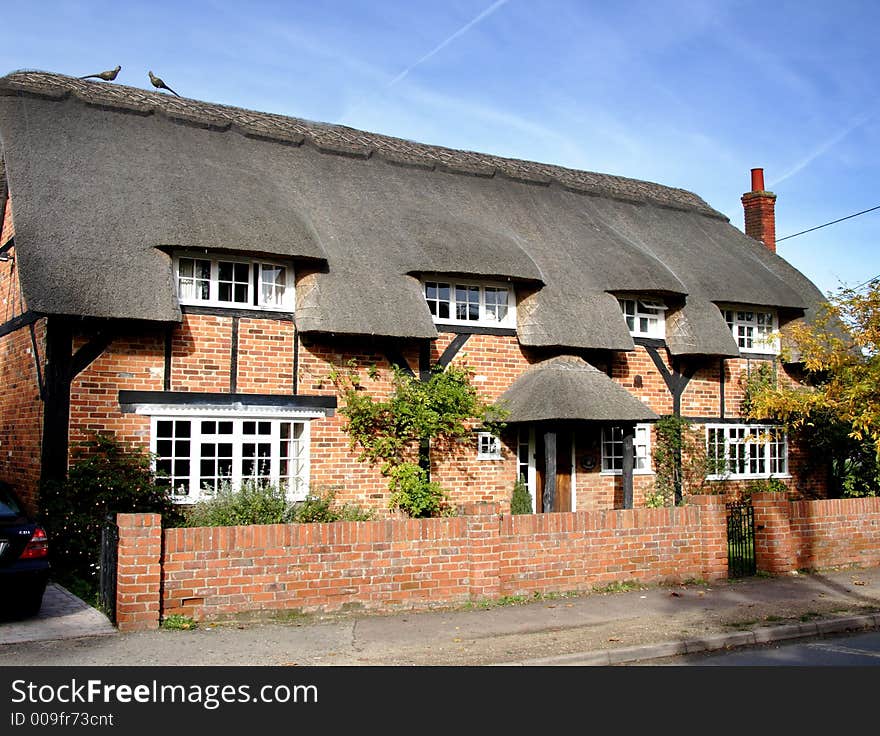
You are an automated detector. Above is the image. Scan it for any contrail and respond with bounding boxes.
[387,0,510,87]
[768,111,871,188]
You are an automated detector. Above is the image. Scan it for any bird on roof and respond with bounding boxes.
[79,65,121,81]
[148,71,180,97]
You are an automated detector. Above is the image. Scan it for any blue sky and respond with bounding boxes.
[3,0,878,296]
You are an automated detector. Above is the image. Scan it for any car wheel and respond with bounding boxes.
[17,588,45,619]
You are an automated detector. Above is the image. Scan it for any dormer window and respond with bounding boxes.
[723,307,779,354]
[423,279,515,328]
[618,298,666,339]
[175,254,294,311]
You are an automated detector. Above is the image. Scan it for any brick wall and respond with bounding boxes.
[0,207,44,511]
[0,318,45,511]
[753,493,880,573]
[116,496,728,630]
[58,314,827,514]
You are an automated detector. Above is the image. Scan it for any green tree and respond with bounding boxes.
[744,281,880,497]
[331,361,503,516]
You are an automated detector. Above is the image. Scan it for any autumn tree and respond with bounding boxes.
[744,280,880,496]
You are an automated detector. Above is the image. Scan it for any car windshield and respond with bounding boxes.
[0,488,22,517]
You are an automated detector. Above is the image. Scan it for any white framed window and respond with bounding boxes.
[175,254,295,311]
[705,424,788,480]
[601,424,652,474]
[618,298,666,339]
[722,307,779,354]
[423,278,515,328]
[476,432,502,460]
[151,415,310,503]
[517,427,538,512]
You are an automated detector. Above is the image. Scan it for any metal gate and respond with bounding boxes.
[99,517,119,623]
[726,502,756,578]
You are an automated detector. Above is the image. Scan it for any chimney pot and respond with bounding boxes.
[750,167,765,192]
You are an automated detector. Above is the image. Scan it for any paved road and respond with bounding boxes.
[656,630,880,666]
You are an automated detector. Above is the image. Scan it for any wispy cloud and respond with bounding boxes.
[768,111,872,188]
[387,0,510,87]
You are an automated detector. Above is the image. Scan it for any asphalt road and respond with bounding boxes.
[655,630,880,666]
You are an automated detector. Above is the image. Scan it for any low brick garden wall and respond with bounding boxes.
[753,493,880,573]
[115,497,728,631]
[114,494,880,632]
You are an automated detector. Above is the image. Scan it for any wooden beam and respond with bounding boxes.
[622,424,635,510]
[69,332,114,379]
[383,346,414,378]
[418,340,432,382]
[229,316,239,393]
[163,326,173,392]
[436,333,470,370]
[40,319,73,485]
[543,430,557,513]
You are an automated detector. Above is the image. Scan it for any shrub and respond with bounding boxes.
[40,434,181,587]
[744,477,789,496]
[387,462,451,518]
[182,483,374,527]
[289,487,374,523]
[181,480,291,527]
[510,478,533,514]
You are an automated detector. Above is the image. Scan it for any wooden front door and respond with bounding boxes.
[536,429,573,512]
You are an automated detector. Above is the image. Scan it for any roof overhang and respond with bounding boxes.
[495,356,658,423]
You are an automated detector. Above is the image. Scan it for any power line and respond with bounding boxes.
[777,204,880,242]
[851,273,880,291]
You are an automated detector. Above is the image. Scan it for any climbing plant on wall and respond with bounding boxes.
[330,360,505,517]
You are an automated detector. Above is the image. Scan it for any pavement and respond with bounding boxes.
[1,566,879,666]
[0,583,115,646]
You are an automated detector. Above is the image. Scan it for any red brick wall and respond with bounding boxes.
[0,318,45,511]
[69,330,164,452]
[115,496,728,629]
[236,317,295,393]
[1,197,14,246]
[59,315,828,513]
[498,499,727,596]
[115,513,162,631]
[612,347,673,415]
[171,315,232,392]
[753,494,880,573]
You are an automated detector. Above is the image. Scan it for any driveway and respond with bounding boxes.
[0,583,116,645]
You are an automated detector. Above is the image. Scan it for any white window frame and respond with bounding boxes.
[618,298,666,339]
[600,424,653,475]
[476,432,502,461]
[721,306,779,354]
[518,426,537,512]
[705,424,789,480]
[174,252,295,311]
[423,278,516,328]
[149,411,317,503]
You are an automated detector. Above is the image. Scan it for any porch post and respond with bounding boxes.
[543,430,556,512]
[622,423,635,509]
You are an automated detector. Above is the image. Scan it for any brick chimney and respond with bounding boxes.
[741,167,777,253]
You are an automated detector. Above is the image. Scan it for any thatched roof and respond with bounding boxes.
[497,356,658,422]
[0,70,824,354]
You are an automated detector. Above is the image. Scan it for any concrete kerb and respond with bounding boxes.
[510,613,880,666]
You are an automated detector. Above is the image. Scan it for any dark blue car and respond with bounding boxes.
[0,483,49,618]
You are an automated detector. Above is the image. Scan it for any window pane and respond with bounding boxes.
[260,265,289,308]
[484,287,509,322]
[217,260,249,304]
[425,281,452,320]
